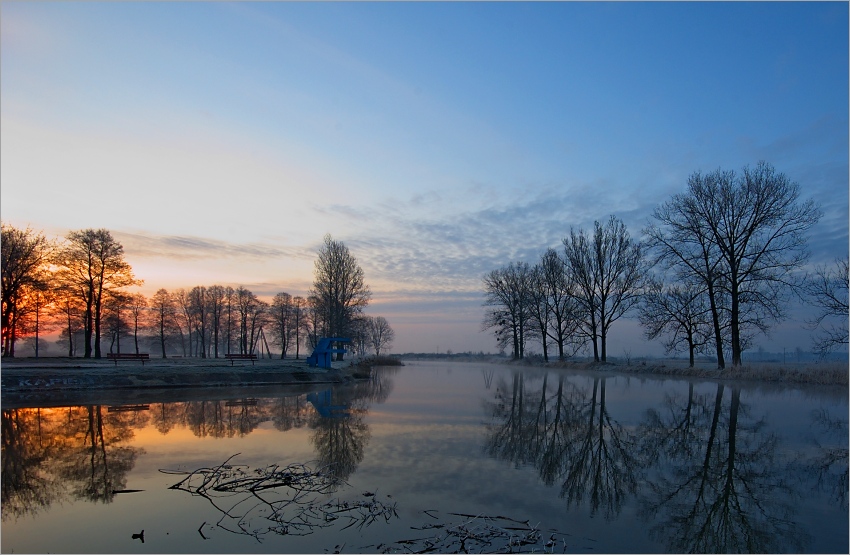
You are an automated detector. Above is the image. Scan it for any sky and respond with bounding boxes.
[2,1,848,357]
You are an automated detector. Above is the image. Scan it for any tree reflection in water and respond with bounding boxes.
[484,372,639,520]
[2,408,66,521]
[799,408,848,511]
[307,367,397,482]
[2,406,145,520]
[484,373,828,553]
[638,384,813,553]
[0,367,398,540]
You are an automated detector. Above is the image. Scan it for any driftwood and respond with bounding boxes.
[160,454,398,542]
[162,455,569,553]
[384,510,568,554]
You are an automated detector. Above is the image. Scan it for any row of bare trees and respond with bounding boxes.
[2,227,395,359]
[484,215,644,363]
[2,227,140,358]
[483,162,845,367]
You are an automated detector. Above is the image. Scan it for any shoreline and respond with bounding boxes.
[1,354,846,402]
[0,356,365,403]
[403,354,850,387]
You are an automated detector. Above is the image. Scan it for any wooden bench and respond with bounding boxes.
[106,353,150,366]
[225,353,258,366]
[108,404,151,412]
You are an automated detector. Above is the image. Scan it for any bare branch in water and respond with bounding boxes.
[161,456,396,543]
[162,457,570,553]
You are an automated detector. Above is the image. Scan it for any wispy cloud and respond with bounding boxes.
[113,230,312,261]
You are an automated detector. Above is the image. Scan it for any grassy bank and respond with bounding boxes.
[519,358,849,387]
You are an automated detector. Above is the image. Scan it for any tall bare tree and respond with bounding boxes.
[310,235,371,359]
[291,295,307,359]
[234,286,268,355]
[189,286,208,357]
[646,185,729,368]
[206,285,226,358]
[223,286,236,355]
[150,288,179,358]
[126,293,148,355]
[55,287,86,357]
[54,229,139,358]
[681,163,820,366]
[173,288,195,356]
[537,248,584,361]
[563,215,644,362]
[102,291,131,354]
[805,257,849,357]
[482,262,533,359]
[1,224,54,357]
[527,264,552,361]
[270,292,294,359]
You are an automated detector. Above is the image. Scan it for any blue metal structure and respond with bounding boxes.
[306,389,350,418]
[306,337,351,369]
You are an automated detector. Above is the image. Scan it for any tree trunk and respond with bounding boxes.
[705,273,725,369]
[94,298,103,358]
[84,300,93,358]
[159,318,167,358]
[730,280,742,366]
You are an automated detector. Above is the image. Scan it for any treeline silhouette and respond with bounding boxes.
[1,227,395,359]
[482,162,845,368]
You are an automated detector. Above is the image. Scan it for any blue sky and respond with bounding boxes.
[2,1,847,356]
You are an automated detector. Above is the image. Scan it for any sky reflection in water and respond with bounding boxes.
[2,361,847,553]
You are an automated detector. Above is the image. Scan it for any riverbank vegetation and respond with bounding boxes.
[1,227,395,361]
[483,162,847,370]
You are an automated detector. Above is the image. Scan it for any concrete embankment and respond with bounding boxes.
[0,356,361,408]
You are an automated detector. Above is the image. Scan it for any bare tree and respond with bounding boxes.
[189,286,209,357]
[102,291,131,354]
[206,285,226,358]
[482,262,534,359]
[563,215,644,362]
[270,292,294,359]
[806,257,849,357]
[305,295,323,352]
[173,288,195,356]
[1,224,54,357]
[638,277,713,367]
[646,187,730,368]
[54,229,140,358]
[125,293,148,355]
[235,286,268,355]
[683,162,820,366]
[527,264,551,361]
[291,295,307,359]
[536,248,585,361]
[150,288,179,358]
[224,286,236,355]
[55,288,85,357]
[368,316,395,356]
[310,235,371,358]
[349,315,370,356]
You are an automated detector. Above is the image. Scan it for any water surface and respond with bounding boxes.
[2,361,847,553]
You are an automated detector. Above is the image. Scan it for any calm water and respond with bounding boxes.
[2,361,847,554]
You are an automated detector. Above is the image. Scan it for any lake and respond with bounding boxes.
[2,360,847,553]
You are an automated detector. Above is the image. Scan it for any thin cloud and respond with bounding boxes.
[114,230,314,262]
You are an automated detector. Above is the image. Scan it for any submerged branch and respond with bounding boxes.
[163,457,569,553]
